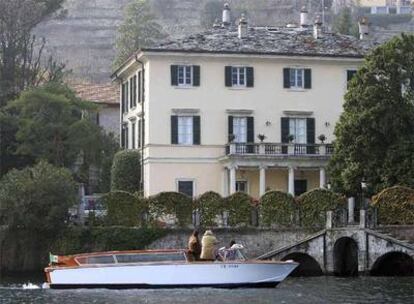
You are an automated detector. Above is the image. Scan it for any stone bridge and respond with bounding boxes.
[258,211,414,276]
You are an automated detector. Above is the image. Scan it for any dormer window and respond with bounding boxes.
[171,65,200,87]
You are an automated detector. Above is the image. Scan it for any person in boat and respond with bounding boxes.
[218,240,237,261]
[188,229,201,261]
[200,230,219,261]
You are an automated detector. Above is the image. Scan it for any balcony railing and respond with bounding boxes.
[225,143,334,156]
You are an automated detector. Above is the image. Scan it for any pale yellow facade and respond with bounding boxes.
[115,50,363,199]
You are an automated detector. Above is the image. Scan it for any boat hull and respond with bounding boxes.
[47,262,297,289]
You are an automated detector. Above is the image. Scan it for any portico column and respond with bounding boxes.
[319,167,326,188]
[288,167,295,196]
[229,166,236,194]
[259,166,267,196]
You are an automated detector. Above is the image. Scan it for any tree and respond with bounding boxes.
[111,150,141,193]
[200,1,222,29]
[0,0,66,176]
[114,0,166,67]
[3,82,117,191]
[328,34,414,196]
[332,7,358,36]
[0,161,76,235]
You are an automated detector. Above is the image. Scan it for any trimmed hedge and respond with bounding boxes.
[148,192,193,227]
[102,191,147,227]
[196,191,224,227]
[372,186,414,225]
[110,150,141,193]
[224,192,254,227]
[259,191,297,227]
[297,189,346,228]
[52,226,166,254]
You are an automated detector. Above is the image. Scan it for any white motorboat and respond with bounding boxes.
[45,247,298,289]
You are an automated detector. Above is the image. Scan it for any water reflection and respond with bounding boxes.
[0,276,413,304]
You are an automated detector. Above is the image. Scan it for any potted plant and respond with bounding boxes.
[318,134,326,144]
[257,134,266,142]
[287,134,295,143]
[228,134,236,143]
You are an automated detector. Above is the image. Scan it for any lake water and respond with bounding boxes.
[0,276,413,304]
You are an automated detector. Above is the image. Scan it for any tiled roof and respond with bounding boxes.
[144,26,375,58]
[70,82,119,105]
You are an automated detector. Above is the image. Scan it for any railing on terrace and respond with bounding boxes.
[225,143,334,156]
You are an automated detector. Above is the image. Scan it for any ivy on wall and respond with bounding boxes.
[148,192,193,227]
[296,188,346,228]
[372,186,414,225]
[224,192,254,227]
[196,191,224,227]
[259,191,297,227]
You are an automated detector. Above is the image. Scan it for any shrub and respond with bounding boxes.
[196,191,224,227]
[297,189,346,228]
[52,226,166,254]
[224,192,254,227]
[111,150,141,193]
[148,192,193,227]
[259,191,297,227]
[371,186,414,225]
[102,191,148,227]
[0,161,76,236]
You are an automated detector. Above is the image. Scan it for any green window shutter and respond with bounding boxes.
[129,78,133,108]
[125,82,129,112]
[171,65,178,86]
[306,117,315,154]
[171,116,178,144]
[193,65,200,86]
[193,116,200,145]
[281,117,290,143]
[225,66,232,87]
[228,116,233,140]
[246,67,254,87]
[304,69,312,89]
[138,71,142,103]
[247,117,254,143]
[283,68,291,88]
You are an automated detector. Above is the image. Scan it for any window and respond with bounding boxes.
[290,68,304,88]
[347,70,357,88]
[289,118,307,144]
[131,122,136,149]
[177,116,193,145]
[129,76,137,108]
[177,65,193,86]
[233,117,247,143]
[171,65,200,87]
[171,115,200,145]
[284,68,311,89]
[178,180,194,197]
[121,83,126,114]
[232,67,246,86]
[122,124,129,149]
[137,118,142,148]
[236,181,248,193]
[138,71,142,103]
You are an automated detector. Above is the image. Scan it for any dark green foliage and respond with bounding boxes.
[372,186,414,225]
[0,161,76,236]
[114,0,166,67]
[196,191,224,227]
[148,192,193,227]
[102,191,148,227]
[259,191,297,227]
[297,189,346,228]
[328,34,414,196]
[333,7,354,35]
[110,150,141,193]
[52,226,166,255]
[224,192,253,227]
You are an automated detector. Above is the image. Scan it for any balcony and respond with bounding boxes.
[225,143,334,157]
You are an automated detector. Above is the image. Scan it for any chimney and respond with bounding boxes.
[300,6,309,28]
[238,14,248,39]
[222,3,231,27]
[358,17,369,40]
[313,16,323,39]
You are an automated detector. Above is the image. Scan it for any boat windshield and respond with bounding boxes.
[75,252,187,265]
[218,246,247,262]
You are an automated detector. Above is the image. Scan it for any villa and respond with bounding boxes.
[112,5,372,198]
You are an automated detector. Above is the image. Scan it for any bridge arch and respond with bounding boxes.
[282,252,323,276]
[370,252,414,276]
[333,237,359,276]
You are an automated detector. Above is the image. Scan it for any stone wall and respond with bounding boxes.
[147,228,314,258]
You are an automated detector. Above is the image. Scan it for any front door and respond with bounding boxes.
[294,180,307,196]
